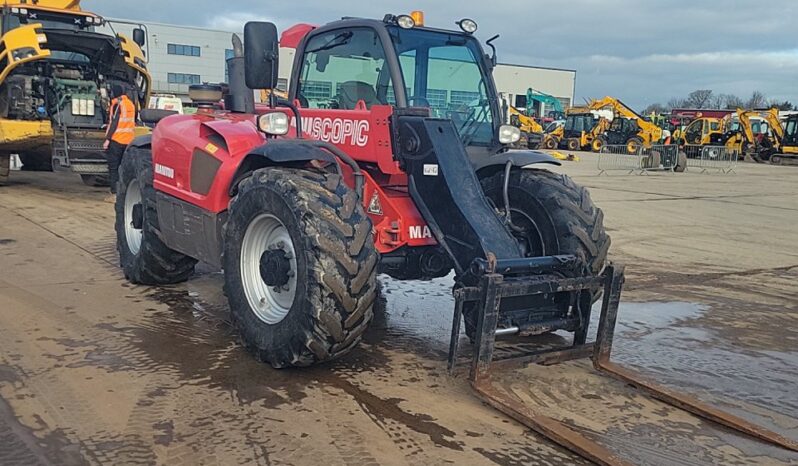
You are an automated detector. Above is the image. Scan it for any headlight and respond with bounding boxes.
[457,18,478,34]
[396,15,415,29]
[498,125,521,144]
[258,112,290,136]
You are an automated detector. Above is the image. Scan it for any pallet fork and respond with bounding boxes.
[448,258,798,466]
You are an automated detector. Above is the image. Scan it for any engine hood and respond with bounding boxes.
[41,28,134,74]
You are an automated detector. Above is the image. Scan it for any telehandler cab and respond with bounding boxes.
[114,13,797,464]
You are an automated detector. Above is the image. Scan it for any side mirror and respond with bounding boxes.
[132,28,146,47]
[514,95,527,108]
[244,22,279,90]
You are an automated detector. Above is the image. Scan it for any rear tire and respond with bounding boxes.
[115,147,197,284]
[0,153,9,186]
[566,138,581,151]
[643,151,661,169]
[223,168,378,368]
[674,151,688,172]
[81,174,109,187]
[19,151,52,171]
[465,169,611,339]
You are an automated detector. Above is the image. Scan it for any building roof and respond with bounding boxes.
[109,17,240,34]
[497,62,576,74]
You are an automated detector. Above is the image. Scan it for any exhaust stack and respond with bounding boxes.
[225,34,255,113]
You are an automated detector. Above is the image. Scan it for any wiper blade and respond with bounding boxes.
[459,103,489,147]
[305,31,353,53]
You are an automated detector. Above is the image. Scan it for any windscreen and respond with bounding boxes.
[389,27,495,146]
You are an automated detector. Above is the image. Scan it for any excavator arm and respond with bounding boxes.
[764,108,784,147]
[509,105,544,134]
[735,109,757,146]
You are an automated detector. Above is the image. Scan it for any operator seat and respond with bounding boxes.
[338,81,379,109]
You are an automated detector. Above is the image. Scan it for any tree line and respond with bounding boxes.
[644,90,794,115]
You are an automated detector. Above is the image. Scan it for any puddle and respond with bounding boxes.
[604,302,798,426]
[99,271,796,441]
[372,281,798,430]
[366,274,457,355]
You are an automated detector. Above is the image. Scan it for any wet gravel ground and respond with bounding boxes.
[0,157,796,465]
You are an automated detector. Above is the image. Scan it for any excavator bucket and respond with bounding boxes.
[448,263,798,466]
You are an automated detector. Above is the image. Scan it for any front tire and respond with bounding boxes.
[223,168,378,368]
[566,138,581,151]
[466,169,611,338]
[542,136,558,150]
[626,137,643,154]
[591,137,605,153]
[115,147,197,284]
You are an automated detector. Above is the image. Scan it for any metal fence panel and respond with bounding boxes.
[683,145,738,174]
[598,144,679,175]
[598,145,643,174]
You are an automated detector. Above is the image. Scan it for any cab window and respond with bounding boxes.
[297,28,392,110]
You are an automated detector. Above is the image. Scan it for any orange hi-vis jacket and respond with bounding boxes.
[107,95,136,145]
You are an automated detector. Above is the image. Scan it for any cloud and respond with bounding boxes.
[206,12,273,32]
[81,0,797,109]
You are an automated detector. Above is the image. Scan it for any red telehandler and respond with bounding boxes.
[114,14,797,465]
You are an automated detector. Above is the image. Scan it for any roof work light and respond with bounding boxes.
[457,18,478,34]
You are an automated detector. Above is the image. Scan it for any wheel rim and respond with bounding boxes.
[124,179,143,255]
[627,141,639,154]
[240,214,297,325]
[506,207,546,258]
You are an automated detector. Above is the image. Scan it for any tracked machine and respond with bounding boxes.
[114,13,798,464]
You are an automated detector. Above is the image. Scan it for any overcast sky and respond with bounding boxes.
[84,0,797,110]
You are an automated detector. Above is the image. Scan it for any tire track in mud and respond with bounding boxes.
[0,289,161,465]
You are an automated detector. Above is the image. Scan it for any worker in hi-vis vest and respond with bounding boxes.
[103,84,136,199]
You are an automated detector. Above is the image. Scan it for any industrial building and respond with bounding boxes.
[105,19,575,116]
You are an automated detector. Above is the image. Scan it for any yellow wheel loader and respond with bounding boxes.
[0,0,151,186]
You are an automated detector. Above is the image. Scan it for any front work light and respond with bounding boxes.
[258,112,290,136]
[457,18,478,34]
[498,125,521,145]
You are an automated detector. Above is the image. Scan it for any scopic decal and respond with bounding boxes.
[293,116,369,147]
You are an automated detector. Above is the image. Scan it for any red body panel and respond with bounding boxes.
[152,103,435,254]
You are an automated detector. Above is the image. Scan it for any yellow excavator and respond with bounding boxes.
[680,108,783,162]
[588,96,664,154]
[0,0,151,186]
[772,113,798,165]
[508,105,544,148]
[734,108,782,162]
